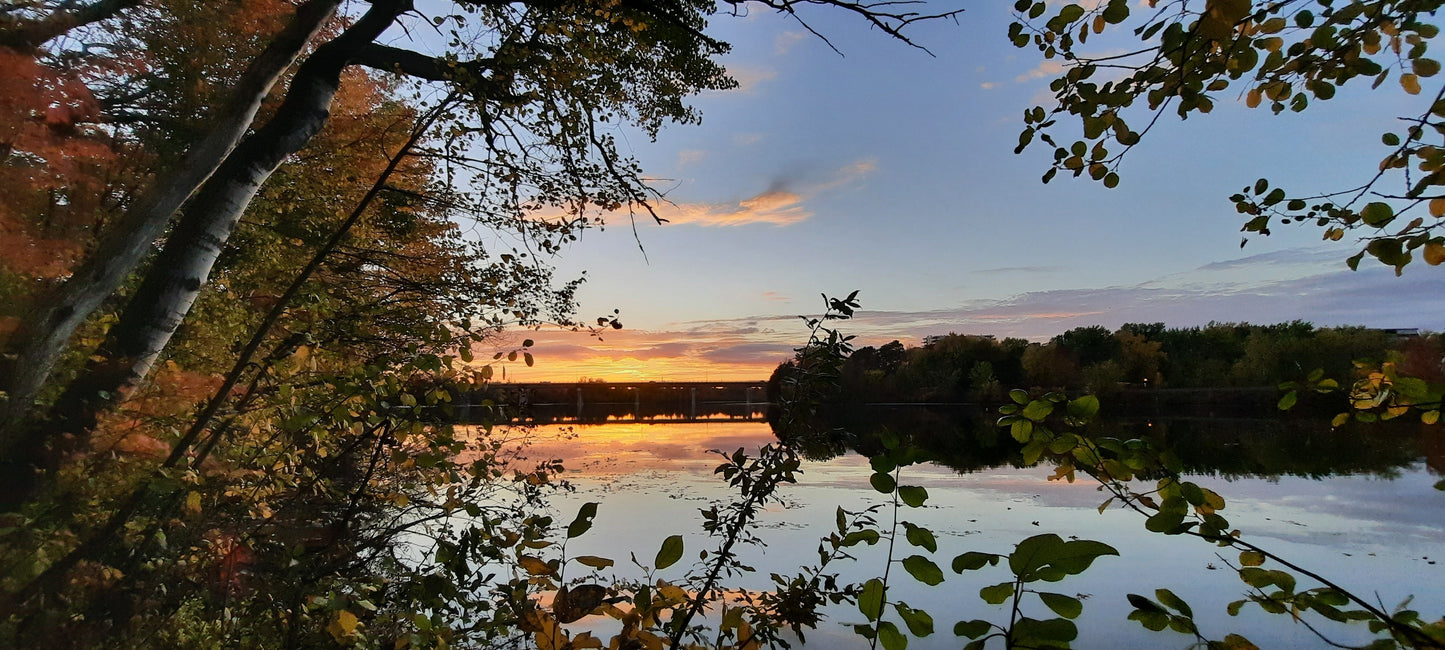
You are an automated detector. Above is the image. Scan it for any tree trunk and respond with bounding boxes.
[0,0,143,51]
[0,0,339,441]
[0,0,409,511]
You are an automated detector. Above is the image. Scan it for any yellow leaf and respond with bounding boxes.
[1423,410,1440,424]
[519,555,556,577]
[328,610,359,641]
[184,491,202,514]
[655,580,689,605]
[571,632,604,649]
[1401,73,1422,95]
[1245,88,1262,108]
[1199,0,1250,41]
[1430,198,1445,217]
[1424,241,1445,265]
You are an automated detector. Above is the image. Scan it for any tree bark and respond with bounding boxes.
[0,0,143,51]
[0,0,339,440]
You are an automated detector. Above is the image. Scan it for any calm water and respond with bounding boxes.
[481,414,1445,648]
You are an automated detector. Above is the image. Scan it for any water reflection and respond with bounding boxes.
[781,406,1438,480]
[501,415,1445,649]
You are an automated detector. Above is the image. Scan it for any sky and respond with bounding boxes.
[478,1,1445,382]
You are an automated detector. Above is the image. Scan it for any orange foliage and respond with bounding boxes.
[92,363,224,458]
[0,47,113,279]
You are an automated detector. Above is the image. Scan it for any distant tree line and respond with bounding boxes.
[769,322,1444,404]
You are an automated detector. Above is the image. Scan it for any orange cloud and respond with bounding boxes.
[478,325,796,382]
[651,159,876,227]
[657,190,810,227]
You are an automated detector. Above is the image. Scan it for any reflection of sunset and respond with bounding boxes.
[488,422,779,477]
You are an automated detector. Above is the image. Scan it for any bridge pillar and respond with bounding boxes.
[690,387,697,420]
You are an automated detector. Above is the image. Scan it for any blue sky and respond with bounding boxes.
[491,1,1444,381]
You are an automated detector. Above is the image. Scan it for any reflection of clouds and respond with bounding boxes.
[509,423,778,476]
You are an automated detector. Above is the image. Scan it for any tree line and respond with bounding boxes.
[771,322,1443,404]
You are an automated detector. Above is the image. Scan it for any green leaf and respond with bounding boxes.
[1277,390,1298,410]
[1145,510,1186,534]
[655,535,684,570]
[1361,202,1395,227]
[1038,592,1083,619]
[1009,533,1065,578]
[954,619,992,638]
[980,581,1015,605]
[1127,593,1167,613]
[877,621,907,650]
[567,502,599,539]
[1021,399,1054,422]
[895,603,935,636]
[1155,588,1193,617]
[1013,617,1078,644]
[859,578,886,621]
[574,555,614,570]
[871,472,897,494]
[953,552,997,572]
[842,529,882,547]
[1128,608,1170,631]
[1011,534,1119,578]
[904,522,938,553]
[898,485,928,508]
[1067,395,1100,419]
[1010,389,1031,404]
[1239,551,1266,567]
[902,555,945,586]
[1010,418,1034,442]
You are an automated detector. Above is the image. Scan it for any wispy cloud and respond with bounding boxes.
[676,149,707,167]
[734,133,763,146]
[654,159,877,227]
[980,81,1000,90]
[725,64,777,93]
[1016,60,1066,83]
[775,30,808,55]
[487,247,1444,381]
[973,265,1064,275]
[761,291,790,302]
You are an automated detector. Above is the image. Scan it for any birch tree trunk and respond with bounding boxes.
[0,0,409,510]
[0,0,339,436]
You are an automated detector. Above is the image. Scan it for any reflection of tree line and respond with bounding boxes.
[453,382,769,424]
[774,406,1439,480]
[768,323,1443,406]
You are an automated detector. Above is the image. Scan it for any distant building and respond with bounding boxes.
[1379,327,1421,338]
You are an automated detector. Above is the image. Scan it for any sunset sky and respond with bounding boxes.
[479,2,1445,382]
